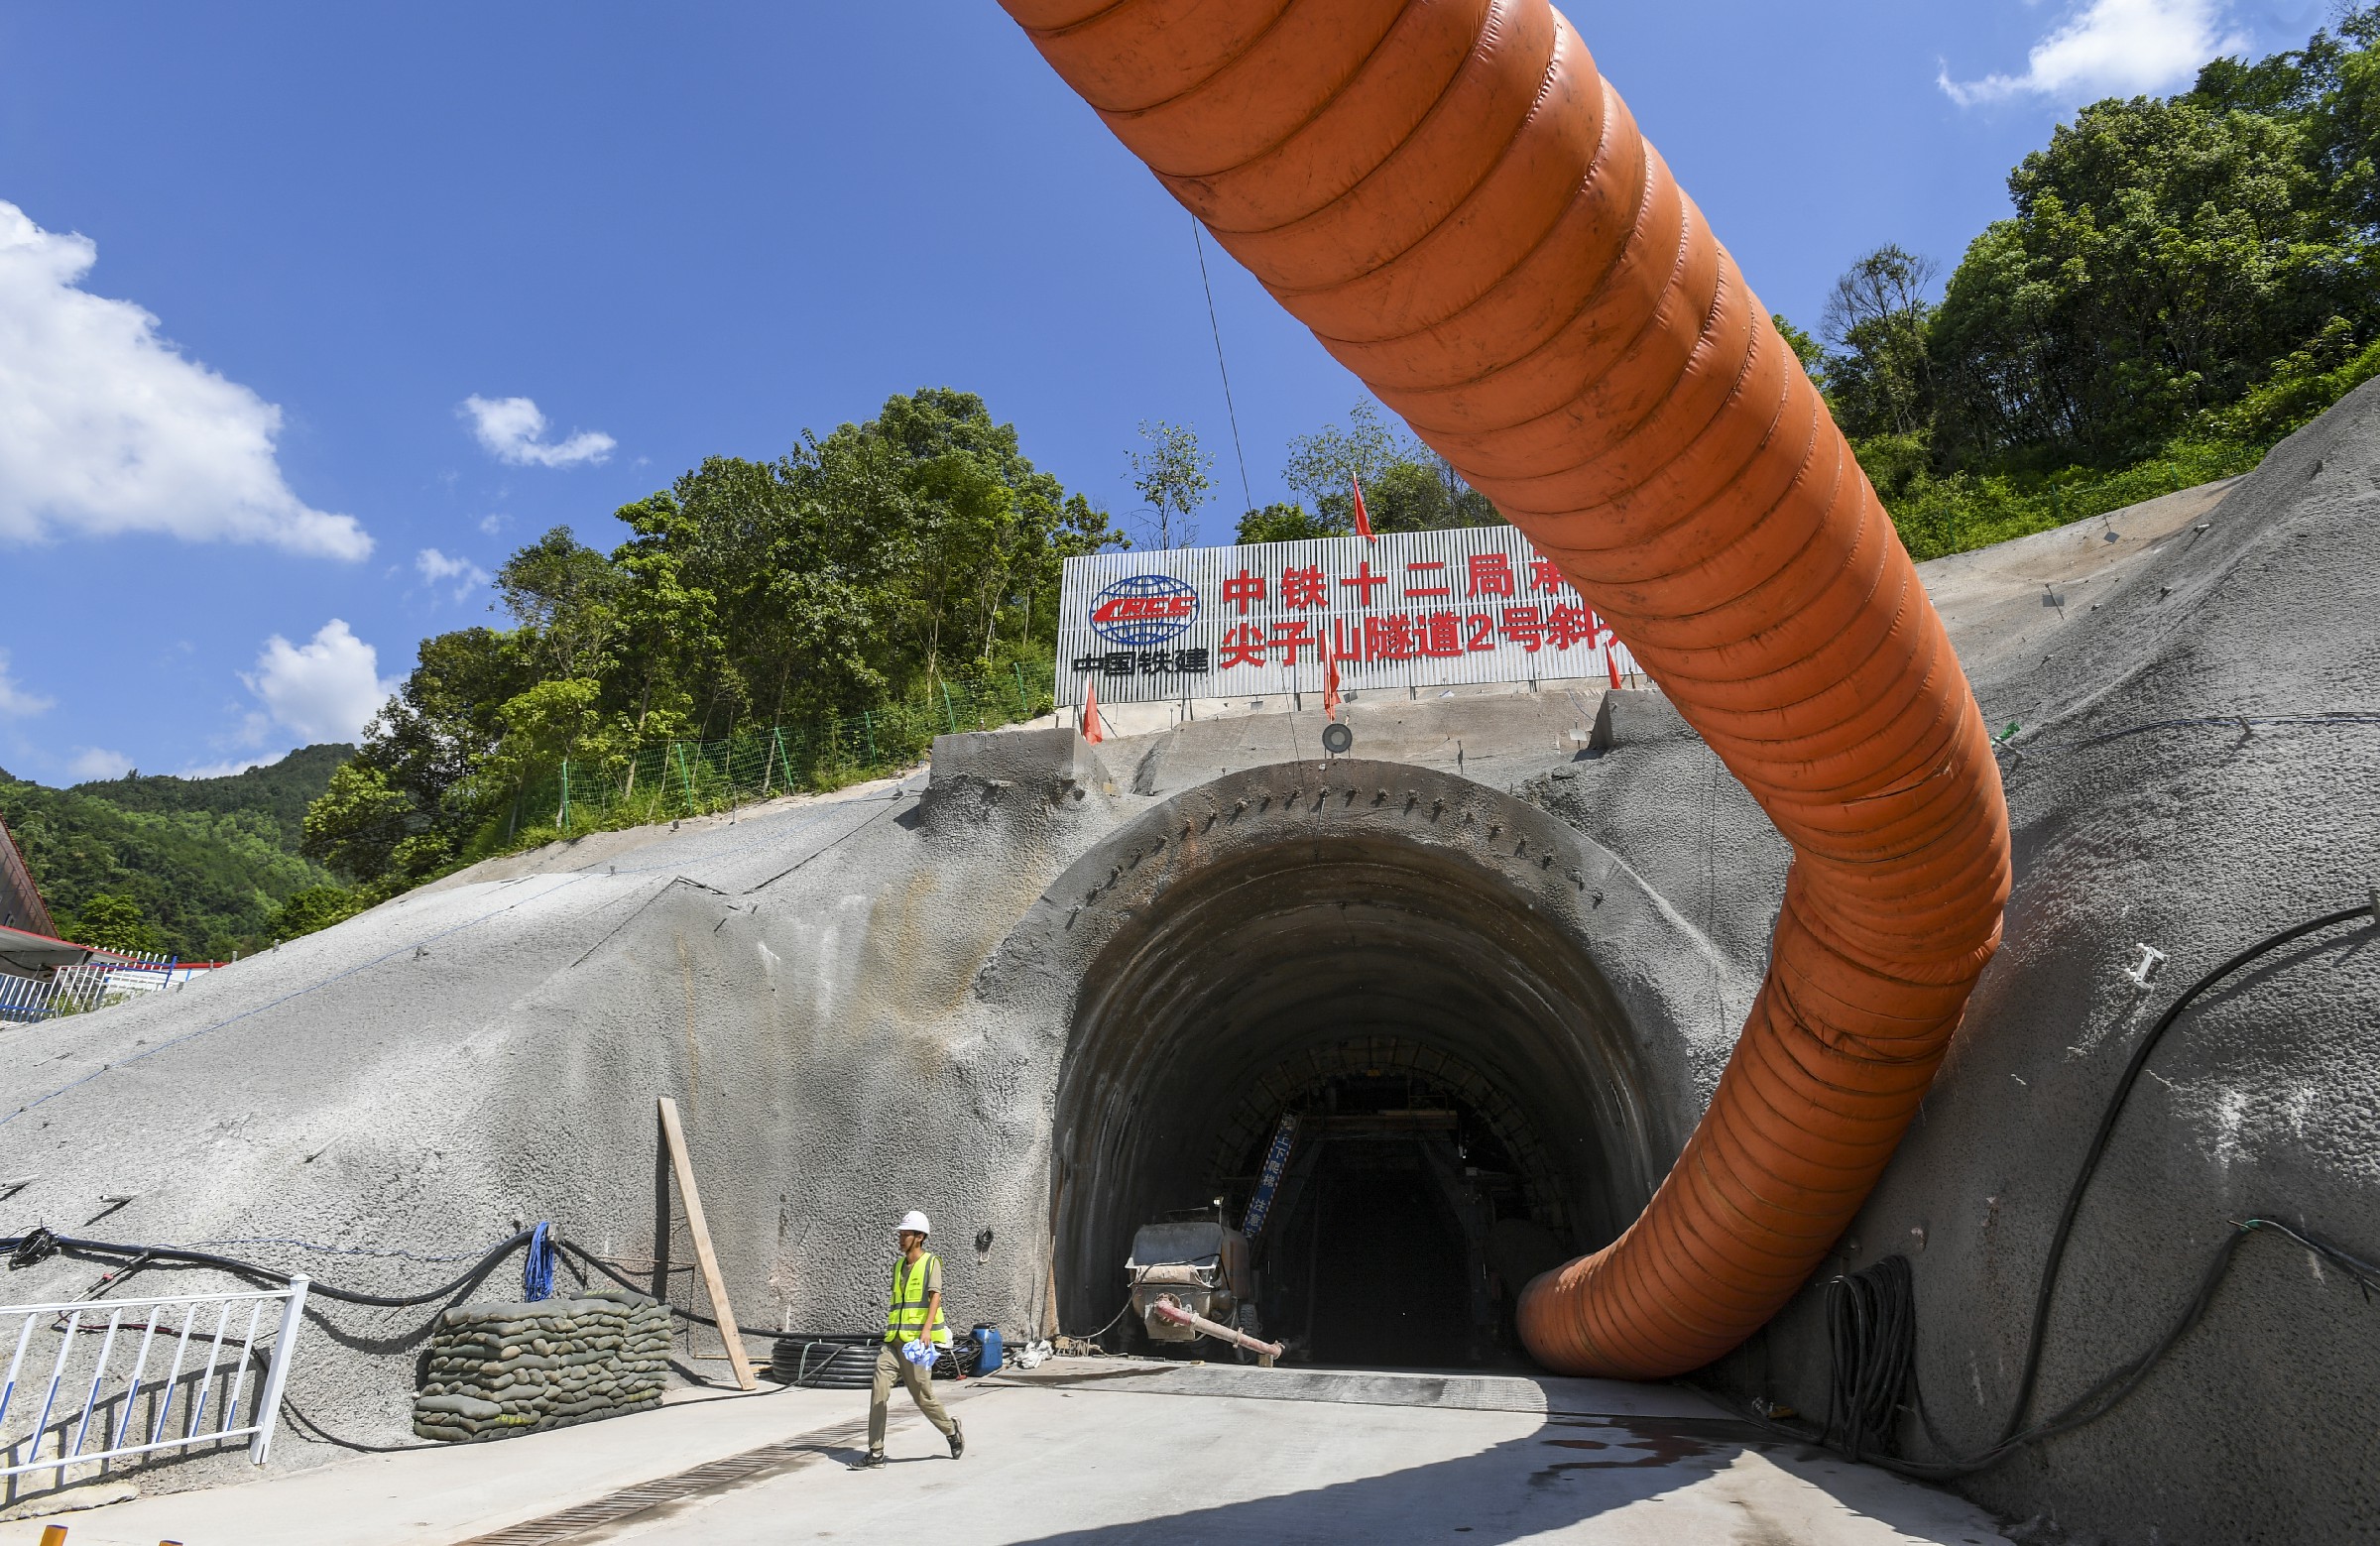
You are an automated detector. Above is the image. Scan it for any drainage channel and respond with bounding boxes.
[454,1414,873,1546]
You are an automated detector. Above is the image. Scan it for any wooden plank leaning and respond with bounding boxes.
[656,1097,758,1391]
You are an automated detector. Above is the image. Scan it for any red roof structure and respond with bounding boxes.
[0,814,58,942]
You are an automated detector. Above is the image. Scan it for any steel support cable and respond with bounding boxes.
[1192,218,1256,513]
[999,0,2012,1376]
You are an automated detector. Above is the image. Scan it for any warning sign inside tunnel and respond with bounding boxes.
[1056,530,1639,706]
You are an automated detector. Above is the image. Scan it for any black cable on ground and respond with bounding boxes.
[1783,1219,2380,1483]
[279,1396,449,1455]
[1999,900,2376,1442]
[0,1229,536,1308]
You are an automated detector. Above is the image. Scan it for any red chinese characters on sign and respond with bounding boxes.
[1467,553,1515,598]
[1269,621,1318,664]
[1340,561,1390,606]
[1220,624,1267,668]
[1404,560,1451,599]
[1200,545,1618,672]
[1218,603,1617,667]
[1546,602,1603,651]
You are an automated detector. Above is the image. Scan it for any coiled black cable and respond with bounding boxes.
[1773,898,2380,1480]
[1823,1255,1915,1462]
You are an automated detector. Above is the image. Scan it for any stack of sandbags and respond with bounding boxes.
[414,1289,671,1442]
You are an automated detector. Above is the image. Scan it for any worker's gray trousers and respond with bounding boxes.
[868,1345,955,1451]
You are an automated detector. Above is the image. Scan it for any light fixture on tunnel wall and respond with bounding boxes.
[1321,722,1354,757]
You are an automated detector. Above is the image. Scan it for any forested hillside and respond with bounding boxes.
[1784,7,2380,556]
[0,745,349,959]
[295,390,1123,918]
[275,9,2380,934]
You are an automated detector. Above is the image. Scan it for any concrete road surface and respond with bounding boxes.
[0,1363,2012,1545]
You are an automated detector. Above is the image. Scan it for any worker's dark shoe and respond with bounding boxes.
[948,1419,965,1460]
[848,1451,886,1471]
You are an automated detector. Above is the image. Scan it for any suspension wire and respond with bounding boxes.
[1192,217,1255,513]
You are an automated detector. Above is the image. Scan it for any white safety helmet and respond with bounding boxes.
[896,1210,932,1238]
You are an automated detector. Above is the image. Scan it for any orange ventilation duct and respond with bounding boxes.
[1000,0,2012,1377]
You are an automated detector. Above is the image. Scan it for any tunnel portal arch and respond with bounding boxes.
[975,759,1736,1365]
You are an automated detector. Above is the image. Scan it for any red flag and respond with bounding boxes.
[1323,650,1343,720]
[1081,677,1105,744]
[1350,473,1374,541]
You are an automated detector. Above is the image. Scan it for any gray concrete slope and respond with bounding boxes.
[0,386,2374,1542]
[1721,387,2380,1544]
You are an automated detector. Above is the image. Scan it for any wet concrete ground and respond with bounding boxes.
[0,1362,2011,1545]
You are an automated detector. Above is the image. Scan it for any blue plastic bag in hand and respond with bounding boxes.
[900,1338,935,1367]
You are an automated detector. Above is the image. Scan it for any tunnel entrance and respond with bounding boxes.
[1050,817,1661,1371]
[1220,1045,1574,1367]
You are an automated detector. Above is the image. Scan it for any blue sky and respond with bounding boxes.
[0,0,2335,783]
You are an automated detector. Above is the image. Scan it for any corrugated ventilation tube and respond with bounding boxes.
[999,0,2013,1378]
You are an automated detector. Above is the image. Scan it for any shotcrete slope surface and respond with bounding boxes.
[0,391,2372,1542]
[1708,390,2380,1545]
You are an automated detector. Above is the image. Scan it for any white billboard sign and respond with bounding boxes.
[1055,527,1638,707]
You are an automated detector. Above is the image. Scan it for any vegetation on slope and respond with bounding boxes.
[0,746,350,959]
[275,10,2380,934]
[293,390,1124,921]
[1782,8,2380,558]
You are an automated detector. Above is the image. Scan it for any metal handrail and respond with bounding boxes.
[0,1276,308,1480]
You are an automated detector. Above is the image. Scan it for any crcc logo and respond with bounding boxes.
[1089,573,1199,648]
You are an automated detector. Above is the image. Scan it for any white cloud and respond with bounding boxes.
[459,395,615,468]
[0,651,53,718]
[67,747,133,780]
[478,512,508,536]
[242,620,397,746]
[1941,0,2248,106]
[175,751,287,780]
[0,201,372,559]
[416,546,492,601]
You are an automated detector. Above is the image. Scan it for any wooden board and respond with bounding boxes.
[657,1097,758,1390]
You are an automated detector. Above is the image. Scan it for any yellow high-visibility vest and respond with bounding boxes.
[886,1251,951,1347]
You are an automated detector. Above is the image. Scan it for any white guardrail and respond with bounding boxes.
[0,957,213,1026]
[0,1278,308,1480]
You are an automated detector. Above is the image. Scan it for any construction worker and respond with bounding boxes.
[850,1209,964,1469]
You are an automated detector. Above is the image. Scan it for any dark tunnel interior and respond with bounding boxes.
[1053,834,1660,1369]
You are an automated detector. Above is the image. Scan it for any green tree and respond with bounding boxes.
[2,759,344,960]
[268,885,364,941]
[1282,403,1501,534]
[1125,420,1213,549]
[301,387,1123,892]
[1236,501,1344,544]
[495,528,625,681]
[299,763,415,886]
[1929,64,2373,468]
[1822,245,1939,440]
[70,893,162,955]
[1772,313,1826,390]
